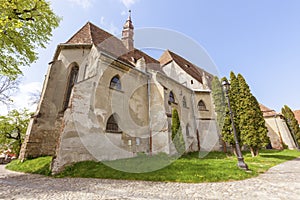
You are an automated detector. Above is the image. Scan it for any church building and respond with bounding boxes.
[19,13,221,172]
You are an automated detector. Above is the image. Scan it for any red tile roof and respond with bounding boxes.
[65,22,159,68]
[259,104,278,117]
[159,50,214,87]
[293,110,300,125]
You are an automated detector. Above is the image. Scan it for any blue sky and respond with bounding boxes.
[8,0,300,113]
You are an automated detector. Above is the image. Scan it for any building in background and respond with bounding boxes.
[260,104,297,149]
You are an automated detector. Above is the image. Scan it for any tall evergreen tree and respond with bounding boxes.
[220,76,238,154]
[171,109,185,155]
[281,105,300,146]
[211,76,226,132]
[237,74,269,156]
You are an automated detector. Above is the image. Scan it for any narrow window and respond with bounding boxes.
[182,96,187,108]
[186,124,190,137]
[198,100,207,111]
[106,113,122,133]
[110,75,121,90]
[63,65,79,111]
[191,80,193,84]
[169,91,175,104]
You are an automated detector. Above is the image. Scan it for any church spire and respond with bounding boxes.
[122,10,134,51]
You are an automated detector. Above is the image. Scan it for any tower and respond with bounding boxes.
[122,10,134,51]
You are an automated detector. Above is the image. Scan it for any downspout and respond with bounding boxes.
[146,69,152,156]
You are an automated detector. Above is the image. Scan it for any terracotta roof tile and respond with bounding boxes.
[293,110,300,125]
[159,50,214,85]
[259,104,278,117]
[65,22,160,70]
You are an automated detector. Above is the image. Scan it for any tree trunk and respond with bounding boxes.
[250,147,255,157]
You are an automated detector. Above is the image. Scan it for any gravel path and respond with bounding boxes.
[0,158,300,200]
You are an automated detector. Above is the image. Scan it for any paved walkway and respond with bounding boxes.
[0,158,300,200]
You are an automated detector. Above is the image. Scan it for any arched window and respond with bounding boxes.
[182,96,187,108]
[186,124,190,137]
[169,91,175,104]
[63,65,79,111]
[106,113,122,133]
[110,75,121,90]
[198,100,207,111]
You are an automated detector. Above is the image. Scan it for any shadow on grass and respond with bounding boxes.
[260,154,298,161]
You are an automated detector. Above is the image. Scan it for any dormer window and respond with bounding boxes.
[184,64,190,68]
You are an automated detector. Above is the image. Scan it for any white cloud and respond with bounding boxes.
[67,0,94,9]
[99,16,119,35]
[0,82,42,115]
[120,0,139,8]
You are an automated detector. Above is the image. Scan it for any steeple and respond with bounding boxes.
[122,10,134,51]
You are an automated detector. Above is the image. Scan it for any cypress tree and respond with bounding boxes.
[220,76,238,154]
[171,109,185,154]
[211,76,226,132]
[281,105,300,146]
[237,74,269,156]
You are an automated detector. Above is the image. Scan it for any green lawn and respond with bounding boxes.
[6,149,300,183]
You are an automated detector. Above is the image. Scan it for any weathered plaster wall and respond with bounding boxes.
[20,47,91,160]
[162,61,203,90]
[265,117,296,149]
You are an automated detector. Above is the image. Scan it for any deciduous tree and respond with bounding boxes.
[0,109,31,157]
[0,75,19,106]
[0,0,60,78]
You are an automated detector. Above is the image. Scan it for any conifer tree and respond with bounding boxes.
[237,74,269,156]
[281,105,300,146]
[211,76,226,132]
[220,76,237,154]
[171,109,185,154]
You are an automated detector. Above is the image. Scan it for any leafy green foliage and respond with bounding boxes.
[171,109,185,154]
[8,150,300,183]
[0,0,61,78]
[237,74,269,156]
[0,109,31,156]
[221,75,237,146]
[282,105,300,146]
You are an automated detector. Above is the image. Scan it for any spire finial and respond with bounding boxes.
[128,10,131,20]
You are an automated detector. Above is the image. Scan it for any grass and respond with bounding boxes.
[5,149,300,183]
[6,156,52,176]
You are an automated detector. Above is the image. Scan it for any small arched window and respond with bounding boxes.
[182,96,187,108]
[110,75,121,90]
[198,100,207,111]
[63,65,79,111]
[106,113,121,133]
[169,91,175,104]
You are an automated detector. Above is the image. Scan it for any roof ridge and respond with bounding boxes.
[66,22,92,44]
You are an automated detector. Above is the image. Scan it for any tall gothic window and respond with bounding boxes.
[198,100,207,111]
[63,65,79,111]
[169,91,175,104]
[110,75,121,90]
[106,113,121,133]
[182,96,187,108]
